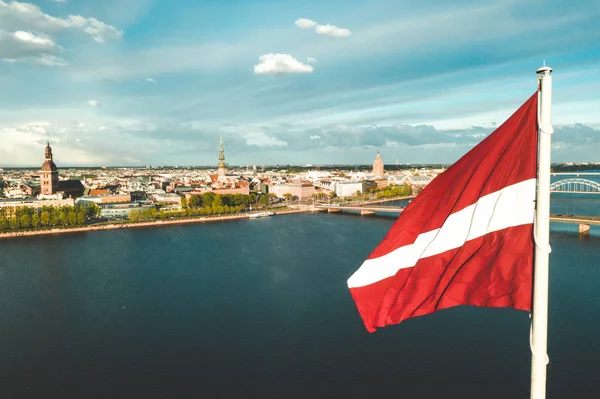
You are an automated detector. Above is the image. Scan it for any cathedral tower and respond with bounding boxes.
[40,142,59,195]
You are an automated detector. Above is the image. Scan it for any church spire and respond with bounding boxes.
[45,142,53,161]
[218,135,226,176]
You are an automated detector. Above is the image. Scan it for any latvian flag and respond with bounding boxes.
[348,93,539,333]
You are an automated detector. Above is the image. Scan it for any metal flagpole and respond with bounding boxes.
[531,65,553,399]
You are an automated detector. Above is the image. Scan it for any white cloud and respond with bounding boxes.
[35,53,67,66]
[0,0,123,43]
[254,53,313,75]
[295,18,317,29]
[50,0,67,3]
[294,17,351,38]
[87,100,100,107]
[0,30,65,65]
[315,24,352,38]
[145,78,157,83]
[307,57,316,63]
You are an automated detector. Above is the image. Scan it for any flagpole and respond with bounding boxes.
[531,65,553,399]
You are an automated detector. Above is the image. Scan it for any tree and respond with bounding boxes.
[68,211,78,226]
[188,195,202,208]
[41,211,50,227]
[212,194,223,208]
[212,195,223,214]
[180,197,188,209]
[20,214,31,229]
[31,213,40,228]
[9,217,19,230]
[77,211,86,226]
[259,195,269,207]
[202,192,215,207]
[283,193,292,203]
[59,212,68,226]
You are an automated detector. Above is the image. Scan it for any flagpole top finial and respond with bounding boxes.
[536,65,552,75]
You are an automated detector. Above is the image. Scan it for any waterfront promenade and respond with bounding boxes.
[0,209,308,240]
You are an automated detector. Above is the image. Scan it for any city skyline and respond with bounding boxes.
[1,0,600,167]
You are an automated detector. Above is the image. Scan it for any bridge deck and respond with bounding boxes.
[316,205,403,213]
[318,206,600,225]
[550,215,600,225]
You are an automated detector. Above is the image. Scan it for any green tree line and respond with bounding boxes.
[369,184,412,198]
[130,192,280,222]
[0,204,99,232]
[183,192,277,209]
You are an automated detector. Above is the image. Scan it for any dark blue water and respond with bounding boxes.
[1,211,599,398]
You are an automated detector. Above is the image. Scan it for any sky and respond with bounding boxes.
[0,0,599,167]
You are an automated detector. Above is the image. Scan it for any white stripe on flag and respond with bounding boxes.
[347,178,536,288]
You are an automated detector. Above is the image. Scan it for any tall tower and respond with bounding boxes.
[217,135,227,177]
[372,151,384,176]
[40,142,59,195]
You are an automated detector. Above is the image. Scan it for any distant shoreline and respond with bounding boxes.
[0,209,309,240]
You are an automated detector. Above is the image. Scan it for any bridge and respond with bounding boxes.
[315,204,597,234]
[550,178,600,194]
[551,172,600,176]
[550,214,600,234]
[315,204,404,215]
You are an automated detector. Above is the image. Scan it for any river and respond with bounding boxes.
[0,199,599,398]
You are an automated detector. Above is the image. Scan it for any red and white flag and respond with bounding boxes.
[348,93,539,333]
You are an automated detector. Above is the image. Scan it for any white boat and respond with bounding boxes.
[248,211,275,219]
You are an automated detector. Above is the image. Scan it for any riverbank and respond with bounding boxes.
[0,208,310,240]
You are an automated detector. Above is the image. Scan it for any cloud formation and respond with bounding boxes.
[1,119,599,166]
[254,53,314,75]
[294,18,317,29]
[87,100,100,107]
[294,17,351,38]
[0,30,64,64]
[0,0,122,65]
[307,57,316,63]
[145,78,157,83]
[315,24,352,38]
[35,53,67,66]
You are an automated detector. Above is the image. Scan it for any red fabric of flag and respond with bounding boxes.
[348,93,539,332]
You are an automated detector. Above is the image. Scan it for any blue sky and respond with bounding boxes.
[0,0,599,167]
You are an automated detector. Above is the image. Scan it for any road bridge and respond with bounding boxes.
[551,172,600,176]
[317,205,598,234]
[315,205,404,215]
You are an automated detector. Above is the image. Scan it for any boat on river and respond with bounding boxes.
[248,211,275,219]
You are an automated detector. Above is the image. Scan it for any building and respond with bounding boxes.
[0,198,75,216]
[335,181,364,197]
[217,135,227,177]
[58,180,85,199]
[402,175,433,187]
[76,193,132,205]
[38,143,84,199]
[372,151,384,176]
[271,182,315,201]
[99,202,155,220]
[40,143,59,195]
[150,192,182,205]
